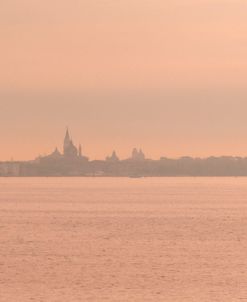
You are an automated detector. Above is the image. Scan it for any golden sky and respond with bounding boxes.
[1,0,247,160]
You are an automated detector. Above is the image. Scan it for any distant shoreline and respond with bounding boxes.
[2,129,246,177]
[1,175,247,178]
[2,156,247,177]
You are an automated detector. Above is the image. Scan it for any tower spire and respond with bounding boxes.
[65,127,70,140]
[63,127,71,154]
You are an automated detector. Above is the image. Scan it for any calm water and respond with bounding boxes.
[1,177,247,302]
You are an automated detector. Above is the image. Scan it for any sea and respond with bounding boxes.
[1,177,247,301]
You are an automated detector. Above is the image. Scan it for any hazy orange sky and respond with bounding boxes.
[1,0,247,160]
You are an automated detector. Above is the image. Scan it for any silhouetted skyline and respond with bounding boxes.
[1,1,247,160]
[2,129,247,177]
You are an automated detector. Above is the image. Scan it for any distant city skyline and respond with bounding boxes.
[1,1,247,160]
[3,127,247,177]
[35,128,146,162]
[2,128,247,177]
[2,125,247,162]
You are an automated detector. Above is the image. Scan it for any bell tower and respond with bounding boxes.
[63,127,71,155]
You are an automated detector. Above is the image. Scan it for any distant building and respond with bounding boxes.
[3,129,247,176]
[131,148,145,161]
[78,144,82,157]
[106,151,119,162]
[36,128,88,164]
[0,162,20,176]
[46,147,63,160]
[63,128,79,158]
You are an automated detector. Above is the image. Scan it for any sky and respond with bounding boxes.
[1,0,247,160]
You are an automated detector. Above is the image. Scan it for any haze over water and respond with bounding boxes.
[2,1,247,160]
[1,177,247,301]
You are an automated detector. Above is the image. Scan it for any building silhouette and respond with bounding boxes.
[106,151,119,162]
[40,128,88,163]
[3,128,247,176]
[131,148,145,161]
[63,128,78,158]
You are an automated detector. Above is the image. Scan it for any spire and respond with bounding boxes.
[63,127,71,154]
[64,127,70,141]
